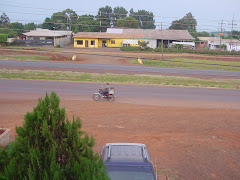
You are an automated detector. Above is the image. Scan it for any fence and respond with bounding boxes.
[13,39,54,46]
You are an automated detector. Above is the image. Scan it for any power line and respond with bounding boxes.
[1,3,239,23]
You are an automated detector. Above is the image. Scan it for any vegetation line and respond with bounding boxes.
[0,69,239,89]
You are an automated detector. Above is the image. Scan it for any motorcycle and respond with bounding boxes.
[93,87,115,102]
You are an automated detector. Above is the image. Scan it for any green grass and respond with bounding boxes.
[0,55,51,61]
[1,69,239,89]
[129,58,240,71]
[0,46,46,50]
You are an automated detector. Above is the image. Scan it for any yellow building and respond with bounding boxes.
[74,32,144,48]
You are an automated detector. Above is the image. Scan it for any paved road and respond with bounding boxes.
[1,60,240,78]
[1,79,239,109]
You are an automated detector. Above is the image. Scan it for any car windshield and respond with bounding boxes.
[106,165,155,180]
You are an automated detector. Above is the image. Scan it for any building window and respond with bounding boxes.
[91,40,95,45]
[111,40,115,44]
[77,40,83,45]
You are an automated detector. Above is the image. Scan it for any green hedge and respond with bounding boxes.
[121,46,240,56]
[0,34,8,43]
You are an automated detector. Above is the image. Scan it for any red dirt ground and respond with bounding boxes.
[1,48,240,179]
[0,92,240,180]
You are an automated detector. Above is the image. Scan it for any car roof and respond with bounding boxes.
[104,143,149,163]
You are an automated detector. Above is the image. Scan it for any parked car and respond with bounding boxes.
[101,143,157,180]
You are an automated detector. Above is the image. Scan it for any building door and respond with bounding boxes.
[85,40,88,47]
[102,40,106,47]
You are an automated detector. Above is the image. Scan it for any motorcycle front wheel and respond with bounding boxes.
[108,94,115,102]
[93,94,101,101]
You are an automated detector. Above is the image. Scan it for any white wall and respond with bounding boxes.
[226,43,240,51]
[54,36,72,47]
[145,39,156,48]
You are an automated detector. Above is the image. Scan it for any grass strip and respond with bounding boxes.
[0,55,51,61]
[0,46,46,50]
[0,69,239,89]
[129,58,240,71]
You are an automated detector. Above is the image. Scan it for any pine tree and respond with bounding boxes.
[0,91,109,179]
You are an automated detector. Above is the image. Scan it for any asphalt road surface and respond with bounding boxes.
[1,60,240,79]
[1,79,239,109]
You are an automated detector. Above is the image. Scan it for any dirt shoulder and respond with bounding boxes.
[0,92,240,180]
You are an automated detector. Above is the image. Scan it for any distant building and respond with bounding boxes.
[74,32,144,48]
[198,37,221,49]
[198,37,240,51]
[17,28,73,46]
[18,28,72,40]
[73,28,194,48]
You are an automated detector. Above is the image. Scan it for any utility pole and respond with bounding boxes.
[218,19,225,50]
[161,22,164,60]
[100,11,102,32]
[228,14,237,52]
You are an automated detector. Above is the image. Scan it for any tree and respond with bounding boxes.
[42,9,78,31]
[112,6,128,26]
[0,13,10,26]
[0,92,108,179]
[226,30,240,39]
[74,14,101,33]
[169,12,197,31]
[197,31,212,37]
[41,17,55,30]
[129,9,156,29]
[24,23,37,31]
[96,6,113,29]
[8,22,24,34]
[117,17,139,28]
[138,40,149,50]
[62,8,78,31]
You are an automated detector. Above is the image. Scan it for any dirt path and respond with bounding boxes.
[0,92,240,180]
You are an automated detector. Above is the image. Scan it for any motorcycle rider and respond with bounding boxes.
[102,83,110,97]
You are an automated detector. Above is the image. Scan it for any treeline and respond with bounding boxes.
[0,6,155,37]
[1,8,240,39]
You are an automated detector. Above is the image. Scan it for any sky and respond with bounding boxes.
[0,0,240,32]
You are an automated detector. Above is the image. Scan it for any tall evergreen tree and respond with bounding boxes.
[0,13,10,26]
[0,92,109,180]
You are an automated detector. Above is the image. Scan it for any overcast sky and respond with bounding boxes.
[0,0,240,32]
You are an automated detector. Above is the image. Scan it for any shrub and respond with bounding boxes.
[0,34,8,43]
[0,91,109,179]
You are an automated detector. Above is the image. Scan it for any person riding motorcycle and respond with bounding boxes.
[102,83,110,97]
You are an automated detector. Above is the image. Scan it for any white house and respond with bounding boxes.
[107,28,195,49]
[223,39,240,52]
[198,37,240,51]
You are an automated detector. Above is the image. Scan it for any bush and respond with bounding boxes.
[54,45,62,48]
[0,91,109,179]
[0,34,8,43]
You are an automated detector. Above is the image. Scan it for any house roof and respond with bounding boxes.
[22,28,72,37]
[107,28,194,40]
[74,32,144,39]
[198,37,221,41]
[222,39,240,43]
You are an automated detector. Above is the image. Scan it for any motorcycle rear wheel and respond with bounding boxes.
[108,94,115,102]
[93,94,101,101]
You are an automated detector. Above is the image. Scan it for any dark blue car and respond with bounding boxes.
[101,143,157,180]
